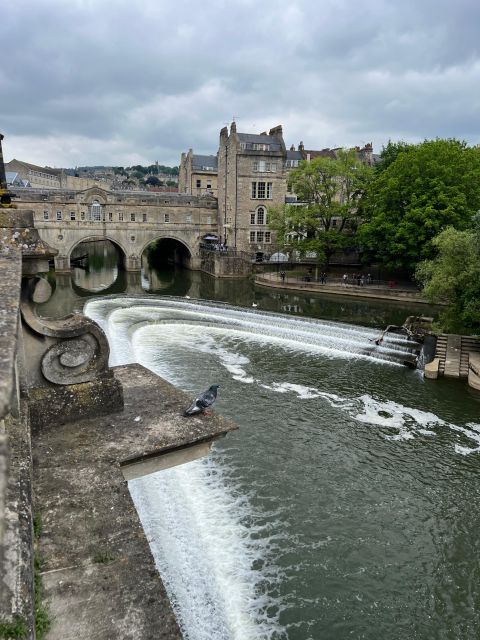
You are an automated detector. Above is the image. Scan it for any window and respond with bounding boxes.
[250,231,256,243]
[186,214,192,223]
[332,219,337,227]
[257,207,265,225]
[43,210,49,220]
[252,143,269,151]
[253,161,258,172]
[164,213,170,223]
[81,212,85,221]
[270,163,277,172]
[142,213,147,222]
[108,212,113,221]
[90,200,102,221]
[256,231,264,243]
[250,212,256,225]
[265,231,271,243]
[251,182,272,199]
[207,183,211,189]
[70,211,76,221]
[130,213,135,222]
[119,212,124,222]
[207,215,212,224]
[56,211,62,221]
[196,179,201,188]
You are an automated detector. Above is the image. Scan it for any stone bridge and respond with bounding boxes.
[15,186,219,271]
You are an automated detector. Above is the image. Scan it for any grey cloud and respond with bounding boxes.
[1,0,480,166]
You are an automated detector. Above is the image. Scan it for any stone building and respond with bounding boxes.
[181,122,375,258]
[5,159,110,191]
[178,150,218,197]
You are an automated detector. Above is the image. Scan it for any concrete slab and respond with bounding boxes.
[32,363,237,640]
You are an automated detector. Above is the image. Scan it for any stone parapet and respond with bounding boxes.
[33,363,237,639]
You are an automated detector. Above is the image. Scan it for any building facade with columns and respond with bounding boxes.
[16,186,218,271]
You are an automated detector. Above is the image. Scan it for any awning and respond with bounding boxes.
[203,234,219,241]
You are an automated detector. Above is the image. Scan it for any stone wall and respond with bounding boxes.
[0,247,35,637]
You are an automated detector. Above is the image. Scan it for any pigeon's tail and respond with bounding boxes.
[183,404,201,417]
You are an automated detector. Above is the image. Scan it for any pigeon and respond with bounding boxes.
[183,385,220,417]
[252,302,258,307]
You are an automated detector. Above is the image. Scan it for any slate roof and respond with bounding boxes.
[286,150,303,161]
[192,154,218,170]
[237,133,282,151]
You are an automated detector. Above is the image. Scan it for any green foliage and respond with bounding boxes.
[144,176,161,186]
[416,218,480,333]
[93,550,116,564]
[33,513,51,639]
[269,149,372,264]
[374,140,414,174]
[0,616,28,639]
[33,512,42,538]
[359,139,480,272]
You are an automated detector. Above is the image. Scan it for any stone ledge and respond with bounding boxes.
[424,358,440,380]
[468,354,480,391]
[32,363,237,639]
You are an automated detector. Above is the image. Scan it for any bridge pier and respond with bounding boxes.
[54,254,70,272]
[126,255,141,271]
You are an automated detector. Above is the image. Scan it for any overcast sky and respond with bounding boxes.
[2,0,480,168]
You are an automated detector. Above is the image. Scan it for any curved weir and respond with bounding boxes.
[86,297,480,640]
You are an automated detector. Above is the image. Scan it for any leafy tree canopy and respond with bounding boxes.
[144,176,161,186]
[269,149,372,264]
[416,215,480,333]
[359,139,480,272]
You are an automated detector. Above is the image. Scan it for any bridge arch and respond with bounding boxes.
[140,234,194,269]
[67,234,128,268]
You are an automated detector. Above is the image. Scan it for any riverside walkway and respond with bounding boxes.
[255,271,428,304]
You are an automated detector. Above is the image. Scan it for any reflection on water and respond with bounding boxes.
[71,240,121,292]
[38,240,437,330]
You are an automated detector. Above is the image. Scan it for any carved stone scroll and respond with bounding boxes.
[21,276,110,386]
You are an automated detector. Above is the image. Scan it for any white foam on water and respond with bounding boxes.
[83,295,479,640]
[129,456,285,640]
[262,382,480,453]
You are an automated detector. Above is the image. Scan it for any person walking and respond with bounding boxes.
[342,273,348,287]
[280,270,286,283]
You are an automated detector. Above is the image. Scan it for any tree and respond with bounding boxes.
[416,216,480,333]
[269,149,372,265]
[358,139,480,272]
[145,176,161,187]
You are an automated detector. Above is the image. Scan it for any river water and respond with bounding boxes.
[39,244,480,640]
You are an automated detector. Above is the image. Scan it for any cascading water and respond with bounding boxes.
[86,297,480,640]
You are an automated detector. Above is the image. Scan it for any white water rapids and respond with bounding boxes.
[85,297,480,640]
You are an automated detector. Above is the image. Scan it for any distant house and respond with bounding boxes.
[179,150,218,197]
[6,171,30,187]
[6,159,62,189]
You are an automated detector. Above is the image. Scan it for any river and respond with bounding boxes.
[39,242,480,640]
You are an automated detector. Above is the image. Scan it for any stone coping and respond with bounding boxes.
[0,247,22,419]
[32,363,237,639]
